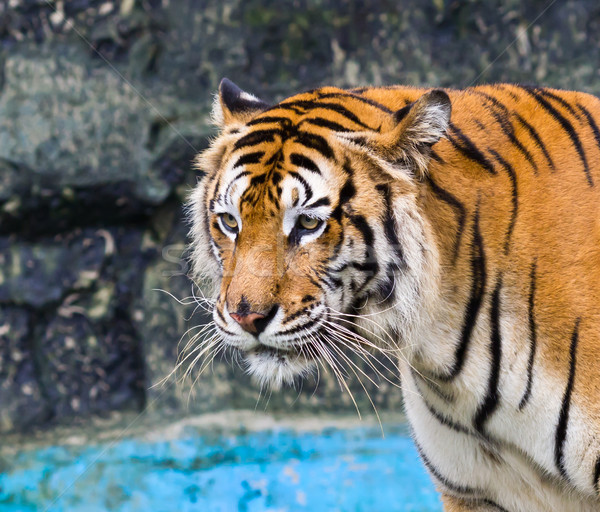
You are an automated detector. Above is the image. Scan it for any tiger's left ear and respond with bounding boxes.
[340,89,451,178]
[212,78,270,129]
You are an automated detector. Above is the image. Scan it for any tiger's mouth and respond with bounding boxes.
[242,339,319,389]
[249,344,294,359]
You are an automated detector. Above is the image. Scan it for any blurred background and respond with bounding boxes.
[0,0,599,510]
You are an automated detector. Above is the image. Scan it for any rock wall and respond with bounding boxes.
[1,0,599,432]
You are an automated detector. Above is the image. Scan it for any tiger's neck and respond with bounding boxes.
[405,162,508,382]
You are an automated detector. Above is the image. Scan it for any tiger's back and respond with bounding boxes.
[189,80,600,511]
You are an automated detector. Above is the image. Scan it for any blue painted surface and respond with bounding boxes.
[0,424,441,512]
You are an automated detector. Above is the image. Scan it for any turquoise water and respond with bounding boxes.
[0,423,441,512]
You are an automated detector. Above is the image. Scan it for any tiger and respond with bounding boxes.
[188,77,600,511]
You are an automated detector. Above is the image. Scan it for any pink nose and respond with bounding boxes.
[229,312,266,334]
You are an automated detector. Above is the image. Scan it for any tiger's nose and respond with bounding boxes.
[230,305,278,335]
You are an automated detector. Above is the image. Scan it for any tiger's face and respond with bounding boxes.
[189,79,451,389]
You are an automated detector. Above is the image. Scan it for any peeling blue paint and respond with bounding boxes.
[0,424,441,511]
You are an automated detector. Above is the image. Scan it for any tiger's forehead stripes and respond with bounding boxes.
[210,89,397,217]
[214,132,335,221]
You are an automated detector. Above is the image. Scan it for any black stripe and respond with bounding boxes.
[216,326,238,337]
[264,150,283,168]
[283,308,308,325]
[471,90,510,115]
[348,214,374,248]
[482,499,511,512]
[448,123,496,175]
[271,171,283,185]
[317,91,394,114]
[513,113,555,171]
[288,171,313,204]
[394,103,413,123]
[216,307,228,325]
[249,173,267,187]
[415,441,480,495]
[376,269,395,303]
[412,373,470,435]
[211,174,222,205]
[247,116,291,126]
[330,262,348,273]
[331,176,356,223]
[266,186,279,207]
[290,153,321,174]
[350,260,378,274]
[577,103,600,155]
[538,89,580,118]
[232,151,264,168]
[233,129,280,150]
[522,87,593,186]
[519,260,538,410]
[301,117,353,132]
[471,91,538,173]
[375,184,407,288]
[490,110,538,173]
[375,184,407,271]
[423,396,471,435]
[430,150,445,164]
[348,214,379,292]
[554,318,581,480]
[308,275,324,289]
[223,170,251,199]
[411,368,455,403]
[308,197,330,208]
[593,456,600,494]
[323,272,343,290]
[294,131,335,160]
[439,204,487,382]
[341,159,354,176]
[425,176,466,266]
[339,178,356,203]
[474,274,503,436]
[277,100,375,130]
[278,316,320,336]
[202,197,212,264]
[495,84,520,102]
[487,149,518,255]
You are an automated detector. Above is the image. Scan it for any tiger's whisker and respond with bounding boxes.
[327,339,385,436]
[322,318,433,395]
[313,338,362,420]
[186,344,225,408]
[323,329,400,388]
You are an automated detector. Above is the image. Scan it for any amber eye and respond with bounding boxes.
[298,214,320,230]
[220,213,238,232]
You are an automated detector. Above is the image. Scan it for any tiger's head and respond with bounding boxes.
[188,79,451,389]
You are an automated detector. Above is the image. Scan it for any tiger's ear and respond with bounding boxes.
[341,89,451,178]
[212,78,270,128]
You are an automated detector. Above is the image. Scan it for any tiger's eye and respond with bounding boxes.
[221,213,238,230]
[299,215,320,230]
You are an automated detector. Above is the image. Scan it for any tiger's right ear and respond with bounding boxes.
[338,89,451,179]
[212,78,270,128]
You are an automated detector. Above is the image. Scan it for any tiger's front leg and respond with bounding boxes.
[441,495,505,511]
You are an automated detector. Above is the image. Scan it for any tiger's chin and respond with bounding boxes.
[243,345,317,390]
